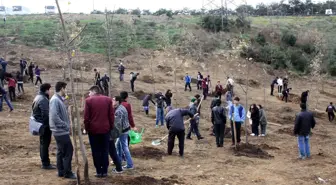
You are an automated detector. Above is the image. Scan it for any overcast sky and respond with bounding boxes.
[0,0,326,13]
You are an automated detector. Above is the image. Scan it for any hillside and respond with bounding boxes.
[0,14,336,185]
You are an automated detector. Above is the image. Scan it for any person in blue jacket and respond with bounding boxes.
[228,96,246,146]
[0,86,13,112]
[0,58,8,73]
[184,73,191,92]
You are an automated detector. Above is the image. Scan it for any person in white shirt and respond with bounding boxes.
[277,77,283,94]
[226,76,234,95]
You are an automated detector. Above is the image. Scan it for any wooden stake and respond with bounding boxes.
[233,113,237,149]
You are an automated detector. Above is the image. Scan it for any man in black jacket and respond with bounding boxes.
[326,102,336,122]
[165,108,194,157]
[301,90,309,105]
[211,99,226,147]
[32,83,56,169]
[270,77,278,96]
[294,103,316,159]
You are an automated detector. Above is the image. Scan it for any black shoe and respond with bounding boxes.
[101,173,107,178]
[58,173,64,177]
[64,172,77,179]
[186,137,192,140]
[95,173,102,178]
[41,164,56,170]
[198,136,204,140]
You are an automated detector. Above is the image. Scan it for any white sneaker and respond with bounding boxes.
[123,165,134,170]
[250,133,255,136]
[261,134,265,137]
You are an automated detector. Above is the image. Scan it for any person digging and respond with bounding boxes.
[186,98,204,140]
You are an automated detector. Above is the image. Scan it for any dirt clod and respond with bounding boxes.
[132,146,166,160]
[233,143,274,159]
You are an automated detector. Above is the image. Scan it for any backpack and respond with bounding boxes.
[230,105,243,119]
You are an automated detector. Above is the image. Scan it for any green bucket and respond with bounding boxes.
[129,128,144,145]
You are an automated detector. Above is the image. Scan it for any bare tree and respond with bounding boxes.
[55,1,89,184]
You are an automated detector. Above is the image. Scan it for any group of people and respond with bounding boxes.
[247,104,267,137]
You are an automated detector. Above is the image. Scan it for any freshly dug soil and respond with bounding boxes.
[132,146,166,160]
[277,127,294,136]
[236,78,261,88]
[141,75,156,84]
[133,90,148,100]
[233,143,274,159]
[258,143,280,150]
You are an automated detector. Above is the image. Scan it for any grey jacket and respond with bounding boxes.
[49,94,70,136]
[165,108,193,132]
[114,104,130,133]
[259,109,267,125]
[32,92,49,127]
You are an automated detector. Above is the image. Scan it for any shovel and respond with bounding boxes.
[152,114,199,146]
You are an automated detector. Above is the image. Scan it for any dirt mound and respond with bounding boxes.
[8,51,17,55]
[236,78,260,88]
[320,90,336,98]
[258,143,280,150]
[280,106,293,113]
[141,75,155,84]
[277,127,294,136]
[132,90,147,100]
[132,146,166,160]
[70,175,180,185]
[276,93,301,104]
[312,110,325,119]
[233,143,274,159]
[157,65,173,72]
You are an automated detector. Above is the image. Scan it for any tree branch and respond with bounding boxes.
[68,24,88,46]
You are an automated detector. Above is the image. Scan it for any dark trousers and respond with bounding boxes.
[185,82,191,91]
[8,86,15,101]
[130,80,135,92]
[54,134,73,176]
[282,95,288,102]
[103,85,108,96]
[187,120,201,139]
[88,133,110,175]
[168,130,185,156]
[217,92,222,100]
[35,76,42,85]
[270,85,274,95]
[40,127,52,166]
[230,121,241,144]
[197,81,202,90]
[203,88,208,100]
[28,73,34,83]
[278,86,282,94]
[214,124,225,147]
[109,140,122,172]
[328,112,335,122]
[20,67,24,75]
[251,120,259,136]
[18,83,24,93]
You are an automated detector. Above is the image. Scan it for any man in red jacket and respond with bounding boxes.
[84,86,114,178]
[120,91,137,131]
[215,81,223,100]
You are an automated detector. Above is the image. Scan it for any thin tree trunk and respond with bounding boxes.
[105,9,113,98]
[55,0,90,184]
[150,55,156,94]
[244,59,250,144]
[69,106,80,184]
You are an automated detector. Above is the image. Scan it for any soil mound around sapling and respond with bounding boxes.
[233,143,274,159]
[70,175,180,185]
[276,93,301,104]
[133,90,147,100]
[277,127,294,136]
[132,146,166,160]
[258,143,280,150]
[141,75,156,84]
[236,78,261,88]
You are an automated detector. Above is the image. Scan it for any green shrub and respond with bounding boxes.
[301,43,315,54]
[256,33,266,46]
[201,15,232,32]
[289,50,309,72]
[282,32,296,46]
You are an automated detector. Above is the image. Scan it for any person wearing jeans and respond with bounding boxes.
[229,97,246,146]
[184,73,191,91]
[294,103,316,159]
[186,98,203,140]
[0,87,13,112]
[155,95,165,127]
[116,132,134,169]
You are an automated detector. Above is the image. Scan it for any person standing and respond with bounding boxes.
[6,77,16,102]
[0,58,7,73]
[120,91,137,131]
[129,72,139,92]
[326,102,336,122]
[202,78,208,100]
[283,77,289,91]
[277,77,283,95]
[109,96,125,174]
[142,94,155,116]
[258,105,267,136]
[270,77,278,96]
[32,83,55,170]
[282,88,291,103]
[20,60,26,75]
[118,62,125,81]
[229,97,246,146]
[184,73,192,92]
[165,108,194,157]
[35,65,42,86]
[93,68,101,85]
[215,81,223,100]
[301,90,309,105]
[0,68,4,87]
[100,74,110,96]
[197,72,203,90]
[211,99,226,147]
[250,104,260,136]
[84,85,114,177]
[28,62,35,84]
[226,76,234,95]
[155,94,166,127]
[16,71,24,93]
[49,82,76,179]
[165,89,173,107]
[186,98,203,140]
[294,103,316,160]
[0,86,13,112]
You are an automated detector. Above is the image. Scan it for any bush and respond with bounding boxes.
[282,32,296,46]
[300,43,316,54]
[201,15,232,32]
[256,33,266,46]
[289,50,309,72]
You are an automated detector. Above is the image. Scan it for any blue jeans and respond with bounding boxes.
[297,135,310,158]
[0,94,13,112]
[116,133,133,168]
[156,107,164,126]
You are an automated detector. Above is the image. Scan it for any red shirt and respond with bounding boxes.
[202,79,207,89]
[8,78,16,87]
[121,101,135,128]
[84,95,114,134]
[215,84,223,93]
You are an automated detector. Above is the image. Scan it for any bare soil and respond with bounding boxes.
[1,44,336,185]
